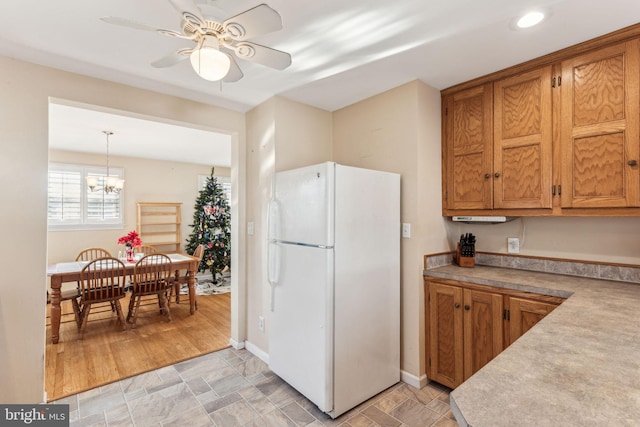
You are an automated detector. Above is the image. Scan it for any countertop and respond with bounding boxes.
[424,264,640,427]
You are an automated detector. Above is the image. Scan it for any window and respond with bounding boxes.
[198,174,231,201]
[48,163,124,230]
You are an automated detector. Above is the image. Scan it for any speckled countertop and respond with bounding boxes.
[424,264,640,427]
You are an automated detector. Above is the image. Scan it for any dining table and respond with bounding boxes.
[47,253,199,344]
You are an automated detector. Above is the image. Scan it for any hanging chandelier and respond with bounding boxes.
[86,130,125,193]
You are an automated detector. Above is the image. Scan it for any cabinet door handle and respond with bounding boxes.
[464,305,470,311]
[494,172,501,178]
[484,173,491,180]
[552,185,556,196]
[454,303,460,309]
[629,160,638,166]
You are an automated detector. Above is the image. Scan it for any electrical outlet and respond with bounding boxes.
[507,237,520,254]
[258,316,265,332]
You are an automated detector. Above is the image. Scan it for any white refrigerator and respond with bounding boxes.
[267,161,400,418]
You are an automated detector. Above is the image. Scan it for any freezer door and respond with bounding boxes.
[270,162,335,247]
[268,242,334,413]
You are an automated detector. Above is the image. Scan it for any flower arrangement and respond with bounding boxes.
[118,230,142,248]
[118,230,142,262]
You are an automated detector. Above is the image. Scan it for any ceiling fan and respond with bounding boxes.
[101,0,291,83]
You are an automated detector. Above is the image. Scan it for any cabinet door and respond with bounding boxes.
[494,67,553,209]
[508,297,558,346]
[560,40,640,208]
[428,282,464,388]
[463,289,503,380]
[444,84,493,210]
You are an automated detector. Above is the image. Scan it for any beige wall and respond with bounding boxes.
[332,80,448,384]
[245,97,332,354]
[450,216,640,265]
[0,55,245,404]
[48,149,229,263]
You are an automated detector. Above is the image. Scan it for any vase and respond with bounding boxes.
[126,245,135,263]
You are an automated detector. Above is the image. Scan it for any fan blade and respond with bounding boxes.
[223,4,283,41]
[222,55,243,83]
[168,0,206,26]
[100,16,190,39]
[233,42,291,70]
[151,48,192,68]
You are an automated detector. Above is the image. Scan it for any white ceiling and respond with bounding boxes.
[3,0,640,164]
[48,102,231,167]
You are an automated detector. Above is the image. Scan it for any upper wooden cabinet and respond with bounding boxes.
[443,67,553,211]
[494,67,553,209]
[442,29,640,216]
[560,39,640,208]
[443,84,493,210]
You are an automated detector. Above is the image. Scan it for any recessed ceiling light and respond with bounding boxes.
[517,11,545,28]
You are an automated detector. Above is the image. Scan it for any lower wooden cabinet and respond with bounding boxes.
[425,278,563,388]
[506,297,559,347]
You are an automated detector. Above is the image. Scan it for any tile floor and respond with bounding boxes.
[54,347,458,427]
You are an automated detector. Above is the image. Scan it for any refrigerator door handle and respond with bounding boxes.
[267,196,281,311]
[267,241,280,311]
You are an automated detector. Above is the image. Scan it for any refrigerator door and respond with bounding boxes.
[270,162,335,247]
[268,242,334,412]
[331,164,401,417]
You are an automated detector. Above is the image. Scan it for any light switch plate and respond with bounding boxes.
[402,223,411,238]
[247,222,255,236]
[507,237,519,254]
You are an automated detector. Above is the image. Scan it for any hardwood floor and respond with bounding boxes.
[45,292,231,402]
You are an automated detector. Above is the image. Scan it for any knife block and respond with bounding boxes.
[455,243,475,268]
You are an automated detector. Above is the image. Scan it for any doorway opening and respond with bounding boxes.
[45,99,240,401]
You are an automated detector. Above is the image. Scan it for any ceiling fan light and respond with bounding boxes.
[190,45,231,81]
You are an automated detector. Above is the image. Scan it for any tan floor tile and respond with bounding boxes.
[59,348,456,427]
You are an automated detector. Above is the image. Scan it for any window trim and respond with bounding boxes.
[48,162,125,231]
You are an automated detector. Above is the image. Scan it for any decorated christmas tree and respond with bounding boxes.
[185,168,231,280]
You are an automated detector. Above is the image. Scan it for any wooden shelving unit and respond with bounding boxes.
[136,202,182,253]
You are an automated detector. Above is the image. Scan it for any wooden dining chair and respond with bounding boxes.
[127,253,174,328]
[48,247,113,325]
[171,244,204,305]
[73,257,128,339]
[76,247,111,262]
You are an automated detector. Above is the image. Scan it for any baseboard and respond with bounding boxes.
[244,341,269,364]
[401,370,428,389]
[229,338,245,350]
